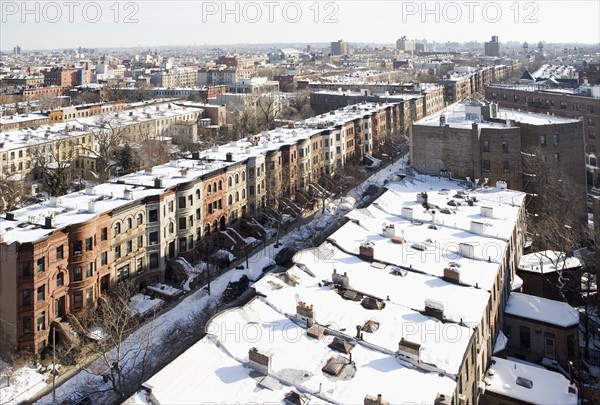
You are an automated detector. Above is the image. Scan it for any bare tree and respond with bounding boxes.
[29,139,76,196]
[70,281,158,401]
[0,175,26,213]
[79,114,128,181]
[522,146,588,303]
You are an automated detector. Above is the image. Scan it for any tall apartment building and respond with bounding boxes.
[484,35,503,57]
[579,61,600,85]
[330,39,349,56]
[0,101,404,354]
[485,84,600,185]
[396,36,415,54]
[43,65,90,88]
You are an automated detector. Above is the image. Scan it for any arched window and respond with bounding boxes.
[235,192,239,202]
[235,174,239,184]
[242,171,246,181]
[56,272,64,288]
[114,222,121,234]
[242,189,246,199]
[213,182,217,192]
[228,195,233,205]
[218,181,222,190]
[126,218,132,229]
[137,213,143,225]
[228,177,233,187]
[207,184,212,195]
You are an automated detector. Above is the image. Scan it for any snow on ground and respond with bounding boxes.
[0,360,48,405]
[29,157,411,404]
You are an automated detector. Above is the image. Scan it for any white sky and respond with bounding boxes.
[1,1,599,50]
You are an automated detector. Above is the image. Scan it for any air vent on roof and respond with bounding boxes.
[459,242,475,259]
[481,206,493,218]
[332,269,350,289]
[364,394,390,405]
[401,207,413,220]
[470,221,485,235]
[5,212,15,221]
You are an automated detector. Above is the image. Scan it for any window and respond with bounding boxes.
[37,285,45,302]
[553,134,559,146]
[114,222,121,235]
[540,134,546,146]
[73,266,82,282]
[36,257,45,273]
[503,161,510,172]
[22,261,31,277]
[85,237,93,251]
[22,289,31,306]
[101,251,108,266]
[115,245,121,259]
[567,334,576,357]
[501,140,508,153]
[137,213,143,226]
[37,312,45,331]
[588,105,595,113]
[137,236,143,249]
[573,103,579,111]
[117,264,130,282]
[149,209,158,222]
[73,291,83,309]
[101,227,108,240]
[150,253,159,269]
[228,177,233,187]
[482,140,490,152]
[482,160,491,172]
[228,195,233,205]
[207,185,212,195]
[178,196,186,209]
[553,152,560,162]
[250,186,255,196]
[179,217,187,230]
[168,201,174,212]
[179,237,187,252]
[519,326,531,349]
[149,231,159,245]
[56,245,64,260]
[560,101,567,109]
[23,317,32,336]
[86,263,93,278]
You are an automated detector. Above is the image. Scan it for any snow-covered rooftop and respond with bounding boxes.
[504,292,579,328]
[517,250,582,273]
[416,101,578,128]
[0,101,201,153]
[0,101,397,245]
[484,356,578,405]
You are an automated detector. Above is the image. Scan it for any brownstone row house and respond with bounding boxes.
[0,101,405,354]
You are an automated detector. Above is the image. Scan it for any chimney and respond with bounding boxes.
[44,216,54,229]
[356,325,362,339]
[296,301,315,326]
[359,241,374,261]
[248,347,272,375]
[416,192,428,204]
[470,221,485,235]
[154,178,163,188]
[459,242,475,259]
[424,298,444,321]
[88,200,97,213]
[401,207,413,220]
[443,267,460,284]
[226,152,234,162]
[5,212,15,221]
[480,206,493,218]
[123,189,134,200]
[364,394,390,405]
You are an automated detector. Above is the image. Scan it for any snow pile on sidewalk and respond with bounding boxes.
[0,360,48,405]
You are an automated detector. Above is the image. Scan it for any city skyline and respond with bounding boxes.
[1,0,599,51]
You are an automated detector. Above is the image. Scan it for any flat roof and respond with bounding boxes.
[504,292,579,328]
[484,356,577,404]
[416,101,578,128]
[517,250,582,273]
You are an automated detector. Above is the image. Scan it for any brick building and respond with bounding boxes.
[485,83,600,186]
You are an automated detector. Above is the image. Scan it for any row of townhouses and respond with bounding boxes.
[0,101,404,353]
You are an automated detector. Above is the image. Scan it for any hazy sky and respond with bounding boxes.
[1,1,599,50]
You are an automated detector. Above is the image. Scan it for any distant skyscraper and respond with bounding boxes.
[13,45,21,55]
[331,39,348,56]
[484,35,503,57]
[396,36,415,54]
